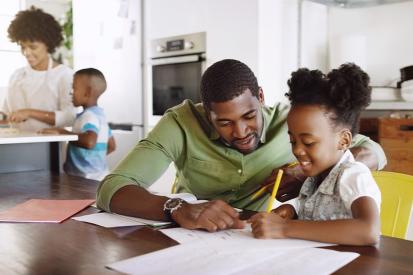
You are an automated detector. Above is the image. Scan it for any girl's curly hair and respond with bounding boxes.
[285,63,371,135]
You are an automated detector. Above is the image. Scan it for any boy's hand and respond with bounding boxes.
[272,204,297,219]
[248,212,288,239]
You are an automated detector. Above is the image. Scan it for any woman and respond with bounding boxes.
[2,6,76,131]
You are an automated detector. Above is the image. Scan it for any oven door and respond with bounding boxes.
[152,54,204,116]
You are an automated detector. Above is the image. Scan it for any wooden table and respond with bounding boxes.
[0,171,412,274]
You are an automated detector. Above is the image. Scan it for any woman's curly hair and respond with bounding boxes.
[285,63,371,135]
[8,6,63,53]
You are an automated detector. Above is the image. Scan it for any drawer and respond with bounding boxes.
[381,138,413,150]
[380,143,413,175]
[379,118,413,140]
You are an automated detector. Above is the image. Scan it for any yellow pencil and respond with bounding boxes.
[250,161,297,201]
[250,185,267,200]
[266,169,284,213]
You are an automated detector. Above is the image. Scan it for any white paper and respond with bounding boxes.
[160,225,333,248]
[78,193,199,228]
[107,241,358,275]
[72,212,170,228]
[231,247,359,275]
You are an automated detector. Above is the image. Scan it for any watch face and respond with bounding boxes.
[165,198,182,209]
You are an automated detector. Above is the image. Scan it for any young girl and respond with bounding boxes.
[248,63,381,246]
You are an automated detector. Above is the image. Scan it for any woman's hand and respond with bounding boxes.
[8,109,32,123]
[248,212,289,239]
[0,111,8,124]
[38,127,71,135]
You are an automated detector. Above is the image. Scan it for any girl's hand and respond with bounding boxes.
[272,204,297,220]
[247,212,288,239]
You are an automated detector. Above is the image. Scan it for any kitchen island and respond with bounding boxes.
[0,131,77,173]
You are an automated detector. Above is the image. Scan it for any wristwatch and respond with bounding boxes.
[163,198,186,222]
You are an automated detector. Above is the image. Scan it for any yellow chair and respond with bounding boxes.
[372,171,413,239]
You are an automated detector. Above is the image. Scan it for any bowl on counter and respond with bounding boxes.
[401,80,413,102]
[371,86,401,101]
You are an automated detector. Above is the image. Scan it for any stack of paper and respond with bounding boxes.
[107,238,359,275]
[72,212,170,228]
[73,192,203,228]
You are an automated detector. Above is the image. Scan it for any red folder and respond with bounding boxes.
[0,199,95,223]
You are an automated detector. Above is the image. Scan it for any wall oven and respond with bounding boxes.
[148,32,206,126]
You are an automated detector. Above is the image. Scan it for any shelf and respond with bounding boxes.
[367,101,413,110]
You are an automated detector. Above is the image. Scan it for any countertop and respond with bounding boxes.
[367,101,413,110]
[0,131,77,145]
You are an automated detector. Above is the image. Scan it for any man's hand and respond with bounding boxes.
[172,200,245,232]
[260,163,306,202]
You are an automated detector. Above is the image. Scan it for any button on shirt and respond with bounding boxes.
[297,150,381,221]
[97,100,387,212]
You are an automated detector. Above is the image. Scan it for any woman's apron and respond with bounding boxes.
[7,57,58,132]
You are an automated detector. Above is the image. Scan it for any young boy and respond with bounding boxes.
[41,68,116,180]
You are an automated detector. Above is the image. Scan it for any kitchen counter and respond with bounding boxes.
[367,101,413,110]
[0,132,78,173]
[0,132,77,144]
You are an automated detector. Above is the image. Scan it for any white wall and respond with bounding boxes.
[257,0,299,105]
[73,0,142,125]
[328,1,413,86]
[300,1,328,72]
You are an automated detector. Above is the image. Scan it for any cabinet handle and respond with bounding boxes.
[399,125,413,131]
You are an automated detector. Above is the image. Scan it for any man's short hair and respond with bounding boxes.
[200,59,259,110]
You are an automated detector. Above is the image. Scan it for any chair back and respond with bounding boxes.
[372,171,413,239]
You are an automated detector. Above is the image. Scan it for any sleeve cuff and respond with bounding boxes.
[96,174,141,212]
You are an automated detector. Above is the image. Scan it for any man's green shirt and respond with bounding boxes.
[97,100,386,211]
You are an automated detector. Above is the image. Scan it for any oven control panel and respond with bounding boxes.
[151,32,205,58]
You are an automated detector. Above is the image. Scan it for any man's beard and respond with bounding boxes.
[230,132,261,154]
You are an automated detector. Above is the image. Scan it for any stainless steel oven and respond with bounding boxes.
[150,32,206,121]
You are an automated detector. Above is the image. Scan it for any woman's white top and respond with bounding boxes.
[2,60,76,131]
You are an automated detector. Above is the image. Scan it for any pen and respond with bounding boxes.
[266,169,284,213]
[249,161,298,201]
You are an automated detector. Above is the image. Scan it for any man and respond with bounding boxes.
[97,59,386,232]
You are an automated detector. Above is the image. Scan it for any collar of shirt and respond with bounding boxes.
[300,150,355,197]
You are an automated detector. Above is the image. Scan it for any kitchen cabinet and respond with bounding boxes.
[360,118,413,175]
